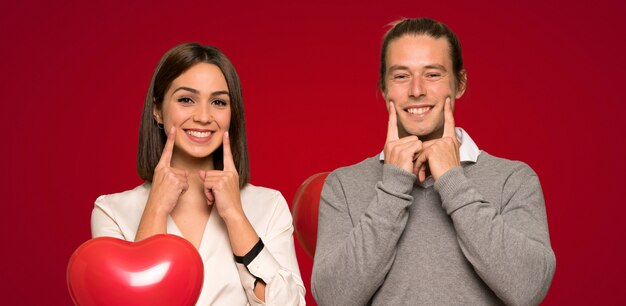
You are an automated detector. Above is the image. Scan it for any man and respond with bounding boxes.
[311,18,555,305]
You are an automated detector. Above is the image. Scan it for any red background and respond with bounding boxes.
[2,0,625,305]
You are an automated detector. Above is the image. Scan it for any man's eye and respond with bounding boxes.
[392,74,409,80]
[426,73,442,79]
[178,97,193,104]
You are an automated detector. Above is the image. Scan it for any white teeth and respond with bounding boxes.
[407,107,430,115]
[186,130,211,138]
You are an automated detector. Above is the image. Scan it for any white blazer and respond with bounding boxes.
[92,183,306,306]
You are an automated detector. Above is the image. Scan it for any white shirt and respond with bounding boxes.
[379,127,481,186]
[379,127,480,162]
[92,183,306,306]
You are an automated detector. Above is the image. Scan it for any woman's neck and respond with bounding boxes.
[170,150,215,180]
[168,150,215,207]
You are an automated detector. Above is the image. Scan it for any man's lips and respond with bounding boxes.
[404,105,433,115]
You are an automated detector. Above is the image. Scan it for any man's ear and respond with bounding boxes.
[455,69,467,99]
[381,88,389,105]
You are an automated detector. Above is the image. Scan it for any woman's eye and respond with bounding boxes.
[212,99,228,106]
[178,97,193,104]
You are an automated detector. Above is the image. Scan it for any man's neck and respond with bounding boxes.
[399,130,444,141]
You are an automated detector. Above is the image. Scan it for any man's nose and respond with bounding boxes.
[193,103,212,123]
[409,76,425,98]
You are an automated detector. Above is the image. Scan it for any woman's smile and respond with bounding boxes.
[184,128,214,143]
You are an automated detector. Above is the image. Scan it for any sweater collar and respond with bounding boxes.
[379,127,480,163]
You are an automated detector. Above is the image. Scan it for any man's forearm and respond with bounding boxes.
[437,166,556,305]
[312,167,415,305]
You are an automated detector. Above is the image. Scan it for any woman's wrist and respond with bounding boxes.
[220,207,247,226]
[223,208,260,256]
[143,198,171,218]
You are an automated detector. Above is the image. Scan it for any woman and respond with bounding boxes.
[91,43,306,305]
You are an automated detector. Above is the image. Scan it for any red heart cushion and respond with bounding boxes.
[67,234,203,306]
[292,172,329,257]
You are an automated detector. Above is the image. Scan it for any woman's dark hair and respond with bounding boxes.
[137,43,249,188]
[379,18,466,93]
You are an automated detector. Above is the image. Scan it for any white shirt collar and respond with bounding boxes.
[379,127,480,163]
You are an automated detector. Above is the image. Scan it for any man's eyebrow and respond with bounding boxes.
[424,64,447,70]
[387,64,448,72]
[388,65,410,72]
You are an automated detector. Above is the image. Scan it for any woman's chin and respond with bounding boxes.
[178,146,216,160]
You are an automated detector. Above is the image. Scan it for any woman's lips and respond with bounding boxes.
[184,129,213,143]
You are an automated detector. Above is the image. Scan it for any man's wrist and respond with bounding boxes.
[381,164,417,195]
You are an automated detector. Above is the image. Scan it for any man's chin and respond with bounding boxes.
[404,129,442,141]
[399,121,434,139]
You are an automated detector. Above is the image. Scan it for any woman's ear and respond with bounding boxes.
[152,102,162,124]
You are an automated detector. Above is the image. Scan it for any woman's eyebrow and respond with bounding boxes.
[172,87,229,97]
[172,86,200,94]
[211,90,230,97]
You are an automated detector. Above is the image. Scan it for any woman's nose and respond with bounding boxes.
[193,103,212,123]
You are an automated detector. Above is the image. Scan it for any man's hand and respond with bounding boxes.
[414,97,461,182]
[383,101,423,175]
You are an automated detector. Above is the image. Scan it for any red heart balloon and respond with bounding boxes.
[67,234,203,306]
[292,172,329,258]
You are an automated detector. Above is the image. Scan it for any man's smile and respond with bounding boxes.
[404,105,434,118]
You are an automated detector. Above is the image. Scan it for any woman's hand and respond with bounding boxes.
[199,131,243,222]
[136,127,188,241]
[146,127,189,214]
[201,132,265,300]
